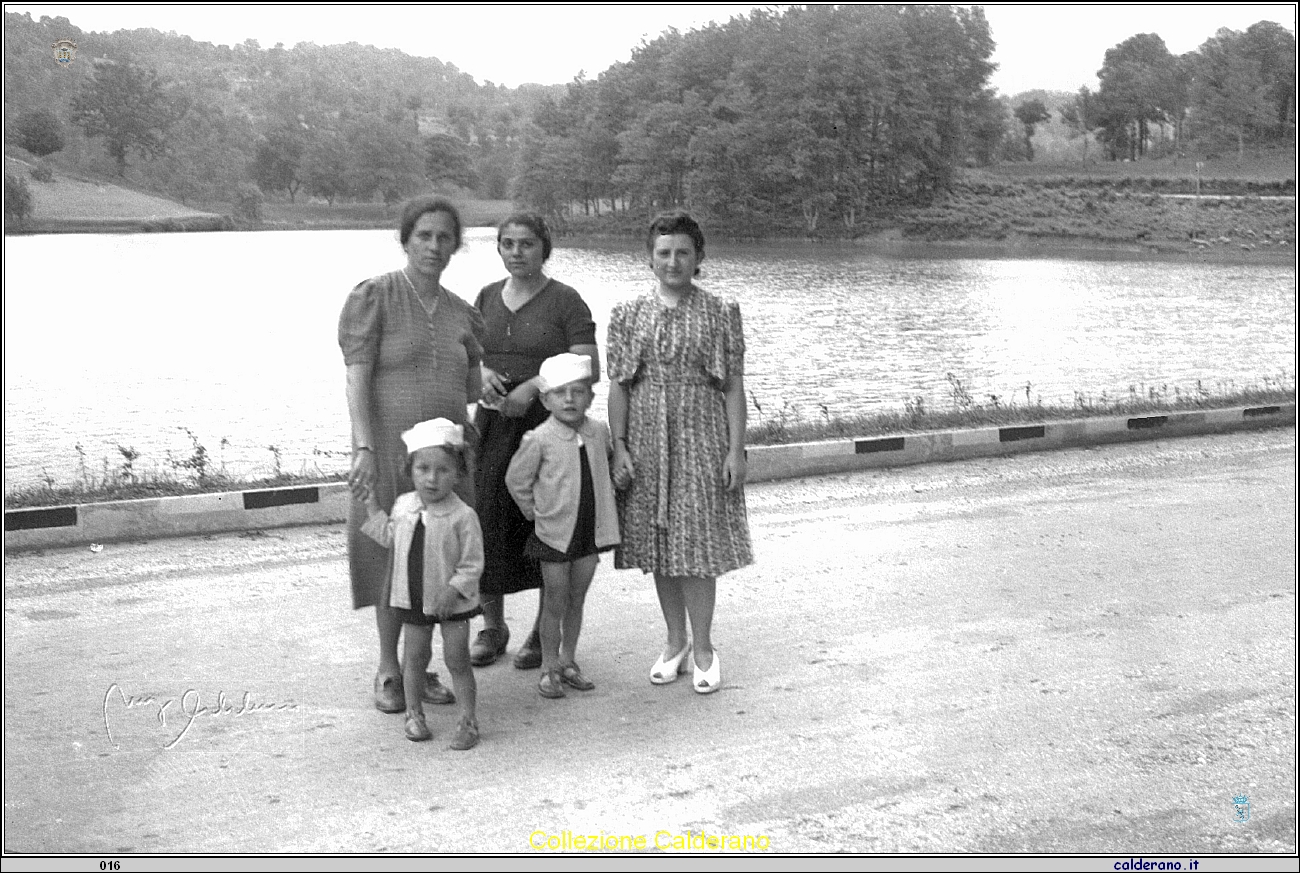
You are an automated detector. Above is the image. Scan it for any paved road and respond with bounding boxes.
[4,428,1295,855]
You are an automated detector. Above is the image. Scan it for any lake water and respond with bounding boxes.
[3,228,1295,490]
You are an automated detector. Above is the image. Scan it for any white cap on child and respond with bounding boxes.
[536,353,592,392]
[401,418,464,453]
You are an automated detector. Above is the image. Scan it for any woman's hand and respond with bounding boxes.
[480,366,508,409]
[612,442,636,489]
[722,447,746,492]
[349,448,376,502]
[500,380,538,419]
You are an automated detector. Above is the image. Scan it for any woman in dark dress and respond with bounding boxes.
[471,214,600,668]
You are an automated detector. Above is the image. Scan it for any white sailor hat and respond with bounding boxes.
[536,353,592,392]
[401,418,464,454]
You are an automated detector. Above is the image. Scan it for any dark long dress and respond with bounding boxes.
[338,270,483,609]
[473,278,596,596]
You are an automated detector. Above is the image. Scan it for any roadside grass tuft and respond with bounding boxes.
[5,433,345,510]
[745,373,1295,446]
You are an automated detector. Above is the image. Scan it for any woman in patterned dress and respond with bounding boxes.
[339,196,483,713]
[607,211,752,695]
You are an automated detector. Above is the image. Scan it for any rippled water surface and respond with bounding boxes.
[4,228,1294,488]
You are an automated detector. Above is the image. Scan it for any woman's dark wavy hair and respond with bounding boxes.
[646,211,705,276]
[398,196,463,248]
[497,213,553,260]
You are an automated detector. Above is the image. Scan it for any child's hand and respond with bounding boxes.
[349,447,376,501]
[429,583,462,619]
[362,488,381,513]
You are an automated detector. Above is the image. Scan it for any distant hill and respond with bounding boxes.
[3,10,557,208]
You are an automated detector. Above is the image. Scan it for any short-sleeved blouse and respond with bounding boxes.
[607,285,752,578]
[474,279,597,385]
[338,270,484,609]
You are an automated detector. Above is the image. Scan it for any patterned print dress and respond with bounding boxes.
[338,271,483,609]
[607,285,753,577]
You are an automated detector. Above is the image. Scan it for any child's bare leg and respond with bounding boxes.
[559,555,598,666]
[376,604,402,678]
[402,623,434,716]
[440,619,476,724]
[538,562,572,673]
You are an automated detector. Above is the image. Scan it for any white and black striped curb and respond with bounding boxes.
[747,403,1294,481]
[5,404,1292,552]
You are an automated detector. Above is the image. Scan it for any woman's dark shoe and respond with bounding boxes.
[512,630,543,670]
[374,673,405,713]
[469,625,510,667]
[423,672,456,705]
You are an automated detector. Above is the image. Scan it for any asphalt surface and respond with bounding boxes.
[3,428,1295,855]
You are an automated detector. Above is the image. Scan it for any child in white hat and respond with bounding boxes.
[362,418,483,748]
[505,353,620,699]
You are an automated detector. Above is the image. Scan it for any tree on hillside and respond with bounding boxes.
[70,58,187,175]
[425,132,476,189]
[253,125,307,201]
[1059,87,1101,163]
[343,117,425,204]
[9,109,65,157]
[302,131,349,204]
[154,101,254,204]
[404,94,423,134]
[1241,21,1297,138]
[1095,33,1180,160]
[510,123,570,220]
[1013,99,1050,161]
[966,89,1011,167]
[1190,27,1280,162]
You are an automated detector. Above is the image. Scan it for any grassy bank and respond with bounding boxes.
[9,146,1292,253]
[4,154,512,234]
[6,377,1293,510]
[5,155,226,232]
[901,178,1295,253]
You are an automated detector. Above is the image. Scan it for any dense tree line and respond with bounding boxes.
[1052,21,1294,164]
[3,9,1294,230]
[513,6,1001,233]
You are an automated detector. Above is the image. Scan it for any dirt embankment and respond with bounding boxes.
[899,178,1295,262]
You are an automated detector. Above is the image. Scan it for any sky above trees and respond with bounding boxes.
[8,3,1296,95]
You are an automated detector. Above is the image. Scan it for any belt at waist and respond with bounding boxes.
[644,375,717,387]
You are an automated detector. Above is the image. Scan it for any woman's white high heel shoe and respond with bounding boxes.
[650,642,692,684]
[692,648,721,694]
